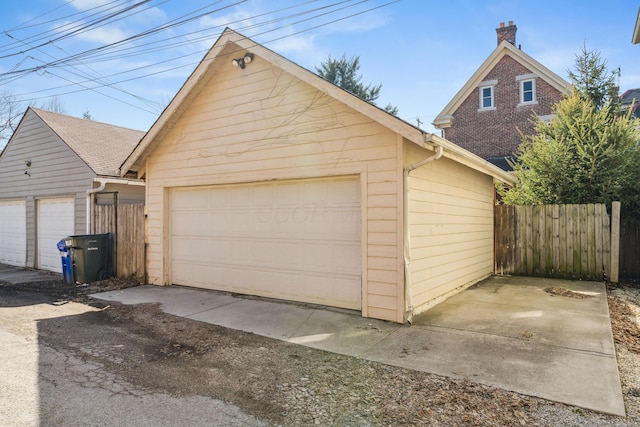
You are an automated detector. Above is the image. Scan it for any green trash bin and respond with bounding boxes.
[70,233,113,283]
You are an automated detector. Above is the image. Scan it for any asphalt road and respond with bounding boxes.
[0,289,266,427]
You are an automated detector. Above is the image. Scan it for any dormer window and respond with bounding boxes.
[478,80,497,111]
[517,74,538,106]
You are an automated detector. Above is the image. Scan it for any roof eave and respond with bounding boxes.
[634,8,640,44]
[424,133,516,185]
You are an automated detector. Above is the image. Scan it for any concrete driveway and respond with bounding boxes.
[93,275,625,416]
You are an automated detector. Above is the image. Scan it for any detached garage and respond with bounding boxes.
[0,108,145,273]
[122,28,515,323]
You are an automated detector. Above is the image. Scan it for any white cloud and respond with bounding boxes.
[68,0,113,11]
[73,24,130,44]
[267,34,316,56]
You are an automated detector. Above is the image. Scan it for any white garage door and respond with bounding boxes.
[170,176,362,310]
[38,198,75,273]
[0,200,26,267]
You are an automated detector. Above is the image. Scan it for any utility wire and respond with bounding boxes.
[0,1,154,58]
[3,1,397,116]
[0,0,246,74]
[0,0,128,52]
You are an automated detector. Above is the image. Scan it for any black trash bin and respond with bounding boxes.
[69,233,113,283]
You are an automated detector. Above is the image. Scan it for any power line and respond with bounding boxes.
[2,1,398,117]
[0,1,154,58]
[3,0,349,85]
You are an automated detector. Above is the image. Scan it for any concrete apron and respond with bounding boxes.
[90,275,624,416]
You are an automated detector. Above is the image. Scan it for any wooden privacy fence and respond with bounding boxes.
[92,203,145,283]
[495,203,613,281]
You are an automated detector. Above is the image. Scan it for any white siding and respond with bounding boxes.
[405,141,495,315]
[0,110,94,268]
[0,200,26,267]
[37,198,75,272]
[144,46,404,322]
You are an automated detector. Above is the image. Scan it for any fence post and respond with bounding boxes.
[610,201,620,283]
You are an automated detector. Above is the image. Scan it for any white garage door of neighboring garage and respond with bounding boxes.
[38,198,75,273]
[170,176,362,310]
[0,200,26,267]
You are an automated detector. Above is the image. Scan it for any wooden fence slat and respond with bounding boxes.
[595,204,603,280]
[525,206,534,276]
[92,203,145,282]
[495,203,613,281]
[557,205,566,277]
[549,205,561,277]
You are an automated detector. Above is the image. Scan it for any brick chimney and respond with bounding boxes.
[496,21,517,46]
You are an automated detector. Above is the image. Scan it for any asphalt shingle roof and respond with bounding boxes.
[32,108,145,177]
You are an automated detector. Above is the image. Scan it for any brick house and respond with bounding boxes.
[433,22,570,170]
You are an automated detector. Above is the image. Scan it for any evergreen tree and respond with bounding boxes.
[567,45,619,111]
[316,54,398,115]
[500,47,640,217]
[499,91,640,216]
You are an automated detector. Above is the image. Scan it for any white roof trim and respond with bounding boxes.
[478,79,498,87]
[433,41,570,129]
[634,8,640,44]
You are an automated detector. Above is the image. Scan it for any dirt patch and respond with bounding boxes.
[609,295,640,354]
[544,287,594,299]
[0,277,138,306]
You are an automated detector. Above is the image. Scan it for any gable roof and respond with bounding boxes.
[123,28,515,185]
[433,41,570,128]
[30,107,144,177]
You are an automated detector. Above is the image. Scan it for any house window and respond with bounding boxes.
[517,74,537,105]
[478,80,497,111]
[521,79,535,103]
[481,86,494,108]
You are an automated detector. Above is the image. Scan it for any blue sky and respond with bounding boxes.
[0,0,638,140]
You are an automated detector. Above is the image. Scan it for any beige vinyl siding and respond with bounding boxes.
[144,52,404,322]
[405,141,495,315]
[0,110,93,268]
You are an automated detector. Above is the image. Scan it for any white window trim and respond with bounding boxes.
[517,74,538,106]
[538,114,554,124]
[478,80,497,111]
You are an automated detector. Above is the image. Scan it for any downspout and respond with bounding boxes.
[403,135,444,324]
[86,180,108,234]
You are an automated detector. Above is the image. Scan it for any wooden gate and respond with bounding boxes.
[494,204,611,281]
[92,203,145,282]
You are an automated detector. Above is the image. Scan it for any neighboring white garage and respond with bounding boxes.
[170,176,362,310]
[0,108,144,274]
[37,198,75,273]
[0,200,27,267]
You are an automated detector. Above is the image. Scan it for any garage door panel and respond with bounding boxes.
[38,198,75,273]
[333,244,362,273]
[171,177,361,310]
[0,200,26,267]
